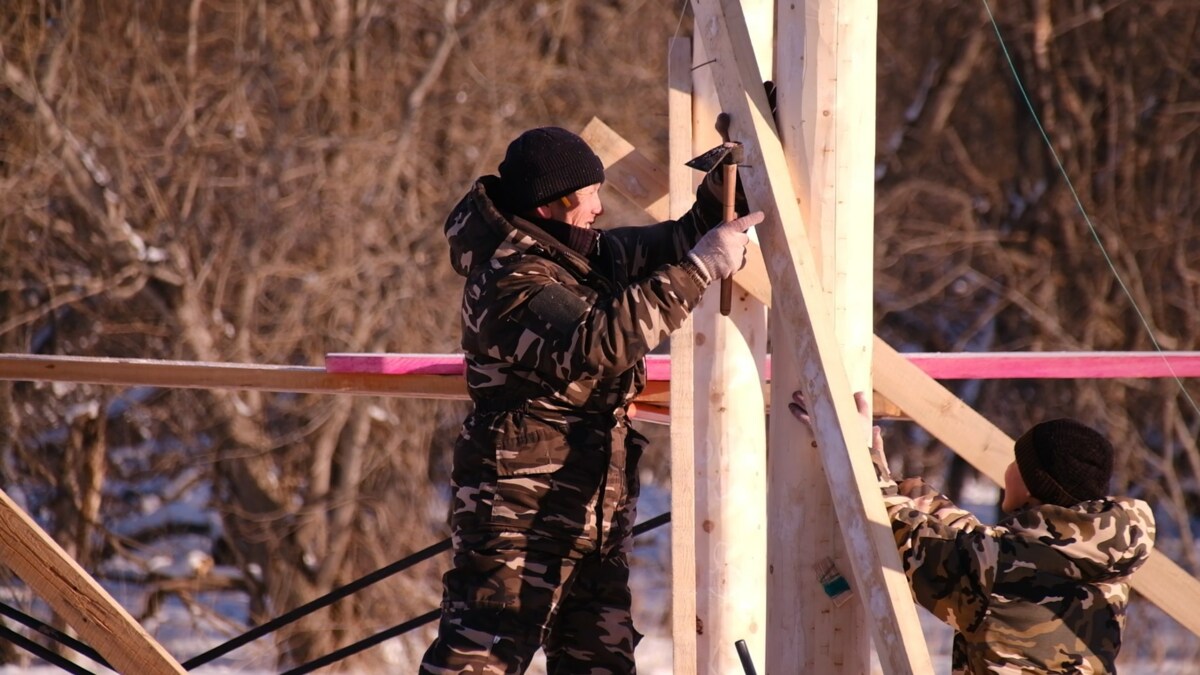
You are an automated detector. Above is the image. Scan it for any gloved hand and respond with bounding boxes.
[699,160,749,216]
[687,211,763,283]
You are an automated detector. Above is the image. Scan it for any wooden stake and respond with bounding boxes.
[690,29,770,674]
[667,36,700,675]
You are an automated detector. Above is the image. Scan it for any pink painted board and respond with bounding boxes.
[326,352,1200,381]
[326,353,675,380]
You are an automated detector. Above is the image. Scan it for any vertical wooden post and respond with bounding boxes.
[0,490,187,674]
[690,23,770,674]
[770,0,877,670]
[668,36,700,675]
[690,0,933,672]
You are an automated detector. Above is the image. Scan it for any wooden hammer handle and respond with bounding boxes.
[720,162,737,315]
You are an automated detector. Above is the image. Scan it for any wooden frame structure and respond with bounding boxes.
[1,1,1200,672]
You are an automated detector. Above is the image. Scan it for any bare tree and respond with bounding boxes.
[2,0,693,668]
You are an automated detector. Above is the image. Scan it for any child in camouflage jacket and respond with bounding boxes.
[790,391,1155,674]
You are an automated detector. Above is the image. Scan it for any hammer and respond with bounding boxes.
[686,113,743,316]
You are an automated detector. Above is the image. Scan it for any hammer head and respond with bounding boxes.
[685,141,744,172]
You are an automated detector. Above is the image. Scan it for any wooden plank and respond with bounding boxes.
[579,117,771,307]
[872,336,1200,639]
[690,1,933,672]
[900,352,1200,379]
[773,0,877,668]
[667,37,699,675]
[0,355,675,427]
[327,352,676,382]
[0,353,469,399]
[0,490,186,674]
[581,118,671,223]
[689,28,770,674]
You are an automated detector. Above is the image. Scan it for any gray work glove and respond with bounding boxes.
[686,211,764,283]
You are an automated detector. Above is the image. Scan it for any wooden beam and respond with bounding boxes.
[0,490,187,674]
[580,118,670,223]
[773,0,878,668]
[689,27,770,673]
[872,336,1200,639]
[895,351,1200,379]
[690,1,932,672]
[0,353,468,399]
[667,37,699,675]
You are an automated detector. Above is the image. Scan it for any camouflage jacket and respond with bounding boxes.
[882,477,1155,674]
[442,174,726,551]
[445,174,726,417]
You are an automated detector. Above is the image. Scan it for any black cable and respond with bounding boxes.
[735,638,757,675]
[182,537,450,669]
[281,511,672,674]
[280,609,440,675]
[0,623,97,675]
[0,601,111,669]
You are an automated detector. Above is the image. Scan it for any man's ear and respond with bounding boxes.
[533,203,555,219]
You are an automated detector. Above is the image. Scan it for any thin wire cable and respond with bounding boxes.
[181,537,450,669]
[0,602,111,669]
[0,624,96,675]
[979,0,1200,415]
[282,512,672,674]
[672,0,690,44]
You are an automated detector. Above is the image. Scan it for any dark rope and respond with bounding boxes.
[282,511,672,675]
[0,602,111,669]
[182,536,451,669]
[0,511,670,674]
[279,609,441,675]
[0,623,96,675]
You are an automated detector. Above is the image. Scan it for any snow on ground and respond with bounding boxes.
[2,478,1198,673]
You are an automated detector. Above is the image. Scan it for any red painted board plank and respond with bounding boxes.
[327,352,1200,381]
[902,352,1200,380]
[325,353,675,381]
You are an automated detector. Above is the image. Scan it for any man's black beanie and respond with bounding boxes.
[1014,418,1114,507]
[498,127,605,213]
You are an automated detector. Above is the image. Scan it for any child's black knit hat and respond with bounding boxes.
[1014,418,1114,507]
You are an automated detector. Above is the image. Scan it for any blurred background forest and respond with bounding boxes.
[1,0,1199,671]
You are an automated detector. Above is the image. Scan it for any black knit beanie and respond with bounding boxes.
[498,127,605,213]
[1013,418,1114,507]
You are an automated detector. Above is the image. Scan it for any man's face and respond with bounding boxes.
[541,183,604,228]
[1001,460,1032,512]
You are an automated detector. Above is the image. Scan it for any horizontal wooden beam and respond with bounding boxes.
[904,351,1200,379]
[0,353,669,419]
[0,353,468,398]
[6,351,1196,418]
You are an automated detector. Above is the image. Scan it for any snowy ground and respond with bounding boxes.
[1,477,1198,674]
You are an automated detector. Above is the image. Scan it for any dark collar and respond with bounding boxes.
[525,215,600,258]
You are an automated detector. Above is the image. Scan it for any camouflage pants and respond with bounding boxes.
[419,411,645,674]
[418,542,639,674]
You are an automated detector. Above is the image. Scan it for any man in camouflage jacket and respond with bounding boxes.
[790,392,1156,674]
[420,127,760,674]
